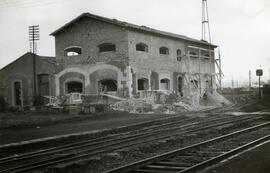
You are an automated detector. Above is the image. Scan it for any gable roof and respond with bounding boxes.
[0,52,55,72]
[50,12,217,47]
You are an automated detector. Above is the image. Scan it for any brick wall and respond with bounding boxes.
[127,30,216,96]
[0,53,55,106]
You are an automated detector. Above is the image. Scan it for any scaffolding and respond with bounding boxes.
[183,45,222,98]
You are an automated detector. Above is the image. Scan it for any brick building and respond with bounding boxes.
[51,13,217,100]
[0,12,218,107]
[0,53,55,107]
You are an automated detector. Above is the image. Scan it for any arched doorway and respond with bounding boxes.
[66,81,83,93]
[98,79,117,93]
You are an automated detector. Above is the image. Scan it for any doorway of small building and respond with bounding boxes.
[178,76,183,96]
[160,78,170,90]
[98,79,117,93]
[138,78,149,91]
[13,81,23,106]
[66,81,83,93]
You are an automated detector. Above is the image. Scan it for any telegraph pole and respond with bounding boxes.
[28,25,39,97]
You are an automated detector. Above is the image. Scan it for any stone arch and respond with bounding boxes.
[3,73,29,106]
[56,67,88,78]
[89,65,120,95]
[55,64,123,95]
[3,73,30,85]
[59,72,85,95]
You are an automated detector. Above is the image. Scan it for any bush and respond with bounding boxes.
[6,106,20,113]
[33,95,45,107]
[0,96,6,112]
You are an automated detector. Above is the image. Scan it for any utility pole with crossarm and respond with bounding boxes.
[28,25,39,97]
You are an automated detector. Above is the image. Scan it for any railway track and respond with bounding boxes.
[104,122,270,173]
[0,114,266,173]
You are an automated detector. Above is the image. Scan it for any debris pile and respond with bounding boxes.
[111,92,200,114]
[111,98,152,113]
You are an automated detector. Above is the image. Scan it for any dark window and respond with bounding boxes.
[64,47,82,56]
[138,78,149,91]
[177,49,182,61]
[13,81,22,106]
[136,43,148,52]
[98,79,117,92]
[66,81,83,93]
[38,74,49,96]
[159,47,169,55]
[98,43,116,52]
[178,76,183,96]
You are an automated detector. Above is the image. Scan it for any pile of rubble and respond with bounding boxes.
[111,98,152,113]
[111,90,231,114]
[111,92,200,114]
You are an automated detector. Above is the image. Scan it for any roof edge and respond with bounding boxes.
[0,52,55,72]
[50,12,217,47]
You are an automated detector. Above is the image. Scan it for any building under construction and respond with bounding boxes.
[0,12,224,108]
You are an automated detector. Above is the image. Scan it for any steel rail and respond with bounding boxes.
[104,121,270,173]
[0,116,261,173]
[0,115,242,164]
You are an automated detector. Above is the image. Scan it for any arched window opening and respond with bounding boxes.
[136,43,148,52]
[66,81,83,93]
[159,47,169,55]
[190,80,199,88]
[138,78,149,91]
[64,47,82,56]
[98,79,117,92]
[160,78,170,90]
[177,49,182,61]
[98,43,116,52]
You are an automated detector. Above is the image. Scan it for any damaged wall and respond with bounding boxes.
[127,30,216,98]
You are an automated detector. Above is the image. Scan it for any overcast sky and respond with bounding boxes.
[0,0,269,87]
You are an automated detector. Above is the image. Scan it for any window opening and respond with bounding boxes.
[64,47,82,56]
[136,43,148,52]
[66,81,83,93]
[98,43,116,52]
[38,74,49,96]
[98,79,117,92]
[138,78,149,90]
[159,47,169,55]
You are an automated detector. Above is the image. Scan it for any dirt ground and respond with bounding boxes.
[200,141,270,173]
[0,112,183,145]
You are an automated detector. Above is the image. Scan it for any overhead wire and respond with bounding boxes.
[0,0,66,10]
